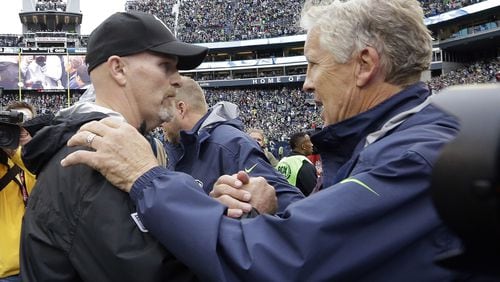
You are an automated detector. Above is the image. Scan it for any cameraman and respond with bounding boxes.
[0,101,37,282]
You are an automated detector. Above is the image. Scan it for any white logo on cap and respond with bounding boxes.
[153,15,173,34]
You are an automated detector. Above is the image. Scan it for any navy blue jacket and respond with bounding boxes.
[129,83,467,281]
[165,102,303,212]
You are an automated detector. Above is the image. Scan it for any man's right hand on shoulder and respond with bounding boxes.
[61,117,159,192]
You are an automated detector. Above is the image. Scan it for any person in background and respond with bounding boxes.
[20,11,207,281]
[276,131,317,196]
[0,102,37,282]
[161,76,301,216]
[64,56,83,89]
[75,64,91,89]
[0,56,20,90]
[61,0,478,280]
[247,128,279,167]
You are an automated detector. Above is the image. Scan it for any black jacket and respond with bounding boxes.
[20,110,197,282]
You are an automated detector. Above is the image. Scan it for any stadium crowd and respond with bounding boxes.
[428,59,499,92]
[0,35,22,47]
[420,0,487,17]
[0,86,321,146]
[0,0,497,145]
[204,87,321,143]
[0,0,490,46]
[127,0,487,43]
[128,0,302,43]
[0,93,78,115]
[2,57,498,146]
[35,0,67,12]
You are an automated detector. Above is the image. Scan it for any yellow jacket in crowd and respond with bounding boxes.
[0,148,36,278]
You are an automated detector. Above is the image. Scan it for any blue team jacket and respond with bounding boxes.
[164,101,303,213]
[130,83,467,281]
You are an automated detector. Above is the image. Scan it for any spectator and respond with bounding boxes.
[0,101,37,282]
[247,128,279,166]
[0,56,20,90]
[75,64,91,89]
[63,56,83,89]
[276,131,317,196]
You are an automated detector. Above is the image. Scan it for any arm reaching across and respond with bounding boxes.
[63,118,277,216]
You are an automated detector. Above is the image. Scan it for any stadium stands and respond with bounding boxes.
[2,55,498,144]
[420,0,486,18]
[0,35,22,47]
[429,59,499,92]
[128,0,488,43]
[0,0,498,145]
[204,86,321,143]
[1,1,492,45]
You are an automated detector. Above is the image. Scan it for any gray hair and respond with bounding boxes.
[300,0,432,86]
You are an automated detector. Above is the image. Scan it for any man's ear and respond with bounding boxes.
[108,55,127,86]
[356,46,380,87]
[177,101,187,118]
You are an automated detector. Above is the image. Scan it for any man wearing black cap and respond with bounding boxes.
[19,11,207,281]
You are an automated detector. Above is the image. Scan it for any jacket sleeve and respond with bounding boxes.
[130,147,461,281]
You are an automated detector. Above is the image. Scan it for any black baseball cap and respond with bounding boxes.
[85,11,208,72]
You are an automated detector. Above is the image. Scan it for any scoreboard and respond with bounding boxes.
[0,47,87,55]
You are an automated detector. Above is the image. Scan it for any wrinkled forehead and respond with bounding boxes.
[304,28,324,58]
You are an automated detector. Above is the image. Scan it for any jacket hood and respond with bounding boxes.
[196,101,242,133]
[22,103,122,175]
[172,102,243,167]
[56,102,124,119]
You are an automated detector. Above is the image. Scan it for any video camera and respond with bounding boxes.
[430,84,499,274]
[0,110,24,149]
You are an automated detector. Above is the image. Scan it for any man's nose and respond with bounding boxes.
[169,72,182,88]
[303,76,314,93]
